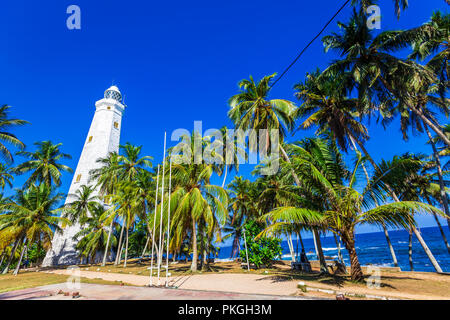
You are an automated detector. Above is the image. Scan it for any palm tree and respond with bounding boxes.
[117,143,152,182]
[89,152,121,198]
[0,184,67,275]
[224,177,258,258]
[74,205,116,264]
[0,105,28,164]
[262,140,443,281]
[0,164,13,191]
[322,9,450,147]
[294,71,400,266]
[169,137,228,271]
[64,185,100,224]
[12,141,72,187]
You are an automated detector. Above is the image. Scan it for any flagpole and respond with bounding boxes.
[149,164,160,286]
[157,132,167,286]
[165,158,172,287]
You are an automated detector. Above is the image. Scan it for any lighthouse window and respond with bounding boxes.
[76,174,82,183]
[107,106,111,110]
[88,136,93,143]
[114,122,119,129]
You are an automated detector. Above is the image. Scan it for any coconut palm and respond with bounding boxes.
[117,143,153,182]
[262,140,443,281]
[223,177,258,258]
[74,205,117,264]
[0,184,67,275]
[64,185,101,223]
[12,141,72,187]
[89,152,121,199]
[322,9,450,147]
[0,105,28,164]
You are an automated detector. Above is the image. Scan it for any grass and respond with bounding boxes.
[0,270,129,294]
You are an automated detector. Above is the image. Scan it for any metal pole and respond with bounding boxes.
[157,132,167,285]
[149,165,160,286]
[165,158,172,287]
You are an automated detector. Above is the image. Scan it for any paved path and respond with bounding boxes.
[46,270,302,296]
[0,283,314,300]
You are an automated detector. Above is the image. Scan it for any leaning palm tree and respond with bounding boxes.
[322,9,450,147]
[262,142,443,281]
[0,184,67,275]
[12,141,72,187]
[0,105,28,164]
[294,70,401,266]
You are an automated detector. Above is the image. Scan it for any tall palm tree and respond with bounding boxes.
[74,205,117,264]
[169,141,228,272]
[0,184,67,275]
[322,9,450,147]
[294,71,400,266]
[12,141,72,187]
[262,140,443,281]
[89,152,121,199]
[0,105,28,164]
[224,177,258,258]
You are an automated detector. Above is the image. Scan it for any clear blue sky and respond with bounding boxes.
[0,0,448,234]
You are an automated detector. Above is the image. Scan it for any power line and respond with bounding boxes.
[270,0,351,89]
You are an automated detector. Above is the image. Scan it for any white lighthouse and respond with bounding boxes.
[43,86,126,266]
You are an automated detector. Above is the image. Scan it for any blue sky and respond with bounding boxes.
[0,0,448,235]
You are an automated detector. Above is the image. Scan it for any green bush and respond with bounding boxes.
[239,220,282,269]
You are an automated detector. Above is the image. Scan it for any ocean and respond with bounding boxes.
[217,226,450,272]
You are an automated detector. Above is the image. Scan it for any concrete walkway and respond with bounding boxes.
[46,269,302,296]
[0,282,313,300]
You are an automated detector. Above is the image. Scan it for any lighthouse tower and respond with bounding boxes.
[43,86,126,266]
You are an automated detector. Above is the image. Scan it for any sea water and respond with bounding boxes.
[217,226,450,272]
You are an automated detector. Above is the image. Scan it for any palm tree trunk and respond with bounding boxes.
[313,229,328,274]
[349,135,399,267]
[287,234,296,262]
[114,223,125,265]
[333,234,345,265]
[341,233,363,281]
[191,219,198,272]
[423,122,450,232]
[408,228,414,271]
[230,233,240,258]
[2,238,20,274]
[298,232,305,254]
[221,165,228,188]
[382,223,399,267]
[409,104,450,147]
[0,250,6,267]
[352,134,443,272]
[124,225,129,267]
[13,240,27,276]
[102,220,114,266]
